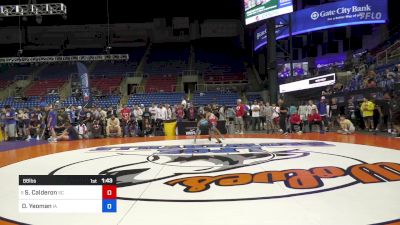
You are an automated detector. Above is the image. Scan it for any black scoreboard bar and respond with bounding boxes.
[19,175,116,185]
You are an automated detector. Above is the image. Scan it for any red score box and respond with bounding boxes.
[102,185,117,199]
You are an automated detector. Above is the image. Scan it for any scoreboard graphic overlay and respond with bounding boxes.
[19,175,117,213]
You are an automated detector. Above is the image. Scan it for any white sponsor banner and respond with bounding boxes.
[279,73,336,93]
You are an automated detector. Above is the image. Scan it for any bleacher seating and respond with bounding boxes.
[91,76,123,94]
[91,47,145,76]
[128,92,184,107]
[247,94,262,102]
[0,80,13,90]
[25,79,67,96]
[0,65,37,78]
[92,95,121,108]
[192,91,239,106]
[62,96,83,107]
[62,95,121,108]
[203,73,246,84]
[37,63,77,79]
[145,75,177,93]
[0,95,60,110]
[193,37,246,84]
[92,61,138,76]
[144,44,189,75]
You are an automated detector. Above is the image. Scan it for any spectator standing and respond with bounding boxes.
[360,97,375,132]
[298,102,308,132]
[329,98,340,130]
[235,99,246,134]
[263,102,273,133]
[120,105,131,137]
[278,99,288,135]
[46,105,58,142]
[317,96,328,131]
[133,105,143,131]
[251,100,261,131]
[259,102,267,130]
[150,103,157,123]
[4,105,16,141]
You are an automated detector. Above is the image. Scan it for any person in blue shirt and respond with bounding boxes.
[4,105,17,141]
[47,104,58,142]
[66,106,76,125]
[317,96,328,132]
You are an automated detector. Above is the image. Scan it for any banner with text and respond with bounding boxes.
[245,0,293,25]
[254,0,388,51]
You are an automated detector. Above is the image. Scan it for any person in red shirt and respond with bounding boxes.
[120,105,131,137]
[235,99,246,134]
[176,104,185,122]
[205,107,223,143]
[308,108,325,133]
[187,104,196,121]
[289,110,303,134]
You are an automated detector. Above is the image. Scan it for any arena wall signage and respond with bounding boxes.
[254,0,388,51]
[245,0,293,25]
[279,73,336,93]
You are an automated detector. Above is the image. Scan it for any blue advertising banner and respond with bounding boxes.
[76,62,91,106]
[254,0,388,51]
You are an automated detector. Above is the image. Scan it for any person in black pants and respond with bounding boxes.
[278,99,288,135]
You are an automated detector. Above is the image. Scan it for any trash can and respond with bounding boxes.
[163,120,177,137]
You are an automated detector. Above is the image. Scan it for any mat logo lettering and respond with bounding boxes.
[166,162,400,192]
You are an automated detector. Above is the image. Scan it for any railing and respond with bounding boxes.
[108,86,120,95]
[47,88,60,95]
[376,41,400,66]
[171,84,181,92]
[15,74,31,81]
[135,86,145,93]
[126,72,144,78]
[182,70,199,76]
[195,84,207,92]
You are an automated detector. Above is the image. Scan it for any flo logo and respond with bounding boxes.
[311,11,319,20]
[48,141,400,202]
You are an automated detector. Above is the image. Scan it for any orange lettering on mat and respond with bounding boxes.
[165,163,400,193]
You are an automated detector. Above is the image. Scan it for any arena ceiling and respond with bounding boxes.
[0,0,243,26]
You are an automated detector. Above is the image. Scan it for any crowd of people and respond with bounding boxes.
[1,90,399,143]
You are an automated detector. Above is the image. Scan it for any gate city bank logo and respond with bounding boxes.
[311,11,319,20]
[49,140,400,202]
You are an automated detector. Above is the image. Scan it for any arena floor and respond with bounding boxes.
[0,133,399,225]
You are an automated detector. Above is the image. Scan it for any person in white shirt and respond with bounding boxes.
[298,101,308,132]
[251,100,261,131]
[149,103,157,123]
[272,103,280,131]
[161,105,168,120]
[264,102,274,133]
[181,97,187,109]
[165,104,172,120]
[307,100,317,115]
[133,105,143,131]
[155,104,168,131]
